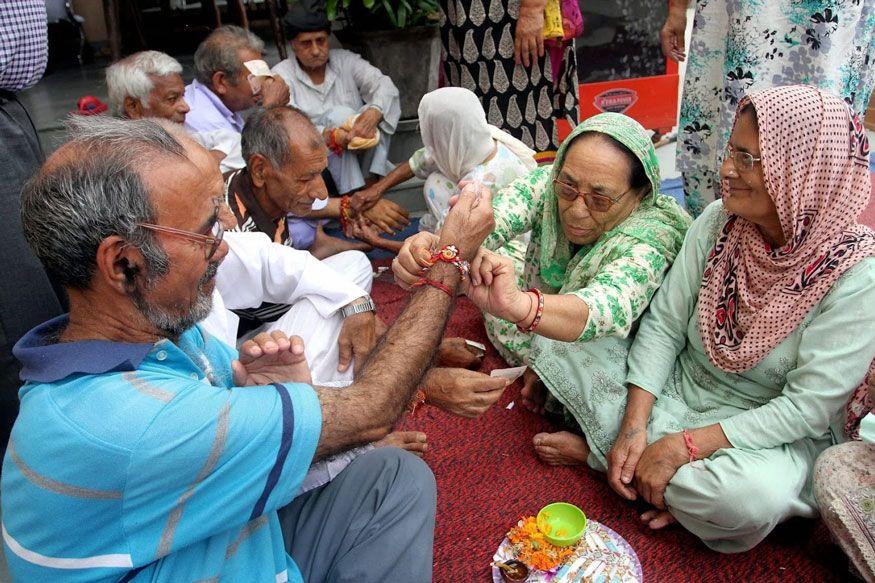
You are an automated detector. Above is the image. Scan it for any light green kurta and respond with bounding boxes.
[537,201,875,553]
[481,167,689,366]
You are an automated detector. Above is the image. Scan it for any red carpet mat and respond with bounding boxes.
[369,268,847,583]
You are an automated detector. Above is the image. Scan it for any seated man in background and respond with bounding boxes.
[184,25,290,164]
[105,49,240,170]
[229,105,407,263]
[229,105,372,260]
[3,115,494,582]
[106,55,380,381]
[272,4,400,195]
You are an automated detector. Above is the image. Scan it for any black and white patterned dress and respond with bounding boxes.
[439,0,579,160]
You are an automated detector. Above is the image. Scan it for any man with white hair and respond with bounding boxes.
[106,53,384,387]
[106,50,189,123]
[105,50,242,170]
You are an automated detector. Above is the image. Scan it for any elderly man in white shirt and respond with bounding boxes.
[105,50,245,172]
[271,5,401,194]
[202,213,427,490]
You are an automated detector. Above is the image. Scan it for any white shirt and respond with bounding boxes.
[202,231,366,343]
[272,49,401,135]
[191,129,244,172]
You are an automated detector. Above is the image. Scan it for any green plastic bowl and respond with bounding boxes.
[536,502,587,547]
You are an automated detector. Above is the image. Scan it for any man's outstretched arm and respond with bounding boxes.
[313,184,494,459]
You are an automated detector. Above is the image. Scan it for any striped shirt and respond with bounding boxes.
[223,169,323,331]
[2,315,321,582]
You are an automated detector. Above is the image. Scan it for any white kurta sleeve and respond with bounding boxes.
[217,232,367,318]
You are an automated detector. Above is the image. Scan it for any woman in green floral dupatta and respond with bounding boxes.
[394,113,691,454]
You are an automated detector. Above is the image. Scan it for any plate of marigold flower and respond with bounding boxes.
[491,516,643,583]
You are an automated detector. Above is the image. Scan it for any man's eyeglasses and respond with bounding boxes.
[138,219,225,261]
[552,178,634,212]
[725,144,762,172]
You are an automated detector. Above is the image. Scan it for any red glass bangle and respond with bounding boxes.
[516,287,544,332]
[411,277,453,297]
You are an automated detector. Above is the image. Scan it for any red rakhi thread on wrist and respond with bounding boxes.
[327,129,344,156]
[682,429,700,463]
[516,287,544,332]
[339,195,353,231]
[411,277,453,297]
[407,389,427,415]
[426,244,470,279]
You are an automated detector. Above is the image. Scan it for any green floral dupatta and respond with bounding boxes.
[527,113,690,445]
[538,113,690,292]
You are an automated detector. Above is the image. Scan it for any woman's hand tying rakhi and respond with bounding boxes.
[464,248,532,323]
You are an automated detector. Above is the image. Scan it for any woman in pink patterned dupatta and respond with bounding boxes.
[581,84,875,554]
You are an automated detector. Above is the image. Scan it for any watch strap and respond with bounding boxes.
[341,297,376,318]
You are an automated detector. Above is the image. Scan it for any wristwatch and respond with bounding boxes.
[340,297,376,318]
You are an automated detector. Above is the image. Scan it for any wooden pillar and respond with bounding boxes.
[103,0,121,61]
[266,0,287,61]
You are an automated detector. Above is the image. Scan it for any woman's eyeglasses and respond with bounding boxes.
[725,143,762,172]
[138,217,225,261]
[552,178,634,212]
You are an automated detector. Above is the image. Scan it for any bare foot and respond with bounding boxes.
[533,431,590,466]
[437,337,484,369]
[640,509,677,530]
[375,430,428,457]
[520,368,547,415]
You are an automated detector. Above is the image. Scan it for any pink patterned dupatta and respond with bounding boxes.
[696,85,875,438]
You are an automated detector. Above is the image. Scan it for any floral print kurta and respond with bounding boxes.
[481,166,689,365]
[678,0,875,215]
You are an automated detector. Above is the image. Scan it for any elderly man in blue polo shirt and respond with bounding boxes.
[1,116,495,582]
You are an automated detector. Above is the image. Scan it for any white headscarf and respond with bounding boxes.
[417,87,537,183]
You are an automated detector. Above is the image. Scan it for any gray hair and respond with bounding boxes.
[105,51,183,117]
[241,105,319,168]
[21,116,189,289]
[194,25,265,87]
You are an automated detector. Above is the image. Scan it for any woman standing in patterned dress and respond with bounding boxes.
[662,0,875,215]
[439,0,580,162]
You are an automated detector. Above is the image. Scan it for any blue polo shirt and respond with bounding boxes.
[2,315,321,582]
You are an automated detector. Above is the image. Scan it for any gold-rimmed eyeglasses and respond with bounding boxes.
[725,143,762,172]
[138,218,224,261]
[552,178,634,212]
